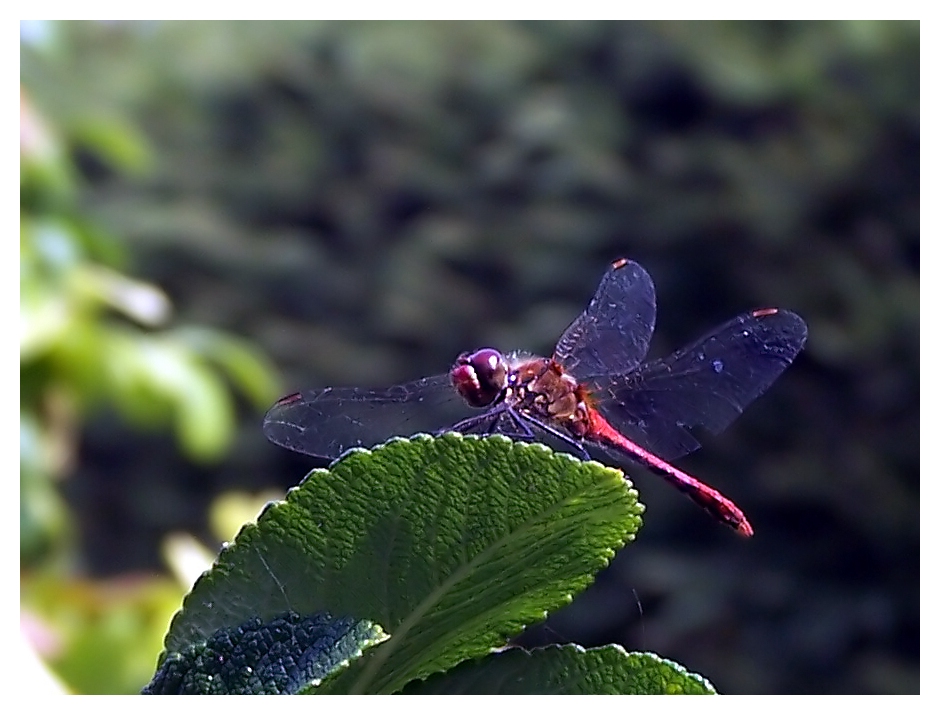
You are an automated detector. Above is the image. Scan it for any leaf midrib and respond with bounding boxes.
[349,463,625,694]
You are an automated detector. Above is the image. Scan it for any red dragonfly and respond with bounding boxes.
[263,258,807,536]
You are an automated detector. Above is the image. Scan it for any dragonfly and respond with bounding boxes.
[263,258,807,536]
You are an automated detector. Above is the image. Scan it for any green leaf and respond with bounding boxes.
[143,611,387,694]
[157,433,643,694]
[401,645,717,694]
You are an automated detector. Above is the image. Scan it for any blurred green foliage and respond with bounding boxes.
[22,572,184,694]
[21,89,279,564]
[20,21,918,694]
[20,67,279,692]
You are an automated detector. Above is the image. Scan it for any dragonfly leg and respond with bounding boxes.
[447,405,513,437]
[518,412,591,460]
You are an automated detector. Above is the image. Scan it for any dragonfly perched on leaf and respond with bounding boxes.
[264,258,807,536]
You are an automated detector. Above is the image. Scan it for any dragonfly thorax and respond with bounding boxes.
[506,355,593,438]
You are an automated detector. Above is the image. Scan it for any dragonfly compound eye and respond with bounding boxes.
[451,348,509,408]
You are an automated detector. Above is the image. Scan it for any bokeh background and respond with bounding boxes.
[20,21,919,694]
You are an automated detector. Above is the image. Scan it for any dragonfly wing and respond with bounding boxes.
[595,309,808,461]
[554,258,657,380]
[262,373,476,459]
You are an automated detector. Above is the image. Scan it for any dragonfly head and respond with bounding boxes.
[451,348,509,408]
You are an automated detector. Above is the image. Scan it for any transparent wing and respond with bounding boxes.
[262,374,477,459]
[554,258,657,380]
[594,309,808,461]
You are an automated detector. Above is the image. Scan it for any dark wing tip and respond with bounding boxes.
[608,256,654,285]
[261,394,317,455]
[750,307,779,318]
[750,308,808,355]
[272,391,304,407]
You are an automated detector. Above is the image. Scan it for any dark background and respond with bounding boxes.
[22,21,919,694]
